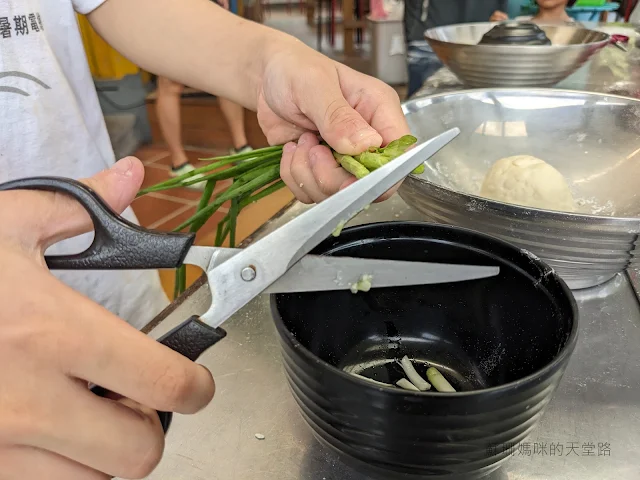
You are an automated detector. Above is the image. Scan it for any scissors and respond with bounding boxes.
[0,127,499,430]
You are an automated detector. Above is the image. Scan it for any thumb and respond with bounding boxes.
[306,85,382,155]
[1,156,145,252]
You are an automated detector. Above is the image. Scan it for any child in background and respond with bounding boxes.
[533,0,577,23]
[490,0,578,24]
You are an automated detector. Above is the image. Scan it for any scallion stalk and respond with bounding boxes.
[228,197,239,248]
[173,165,280,232]
[141,135,418,298]
[426,367,456,392]
[399,356,431,391]
[396,378,420,391]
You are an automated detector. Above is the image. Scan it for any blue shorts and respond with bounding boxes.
[406,41,443,98]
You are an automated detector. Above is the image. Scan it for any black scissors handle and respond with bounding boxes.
[0,176,196,270]
[91,318,227,433]
[0,176,227,432]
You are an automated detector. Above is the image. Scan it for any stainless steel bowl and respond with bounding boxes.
[425,23,610,87]
[398,89,640,289]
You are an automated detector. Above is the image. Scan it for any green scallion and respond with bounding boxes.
[139,136,418,298]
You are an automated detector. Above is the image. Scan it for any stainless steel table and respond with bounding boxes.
[142,34,640,480]
[143,196,640,480]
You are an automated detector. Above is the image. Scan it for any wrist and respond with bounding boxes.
[252,28,306,103]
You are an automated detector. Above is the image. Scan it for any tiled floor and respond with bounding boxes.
[132,145,294,298]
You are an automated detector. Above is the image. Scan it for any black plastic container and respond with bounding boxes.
[479,22,551,46]
[271,222,578,479]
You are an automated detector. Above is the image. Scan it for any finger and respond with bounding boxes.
[2,157,144,251]
[307,144,401,202]
[370,109,409,146]
[42,156,145,247]
[59,291,215,415]
[335,65,410,146]
[308,144,355,197]
[289,133,330,204]
[263,121,310,147]
[256,94,311,146]
[0,445,108,480]
[28,378,164,479]
[280,142,314,204]
[298,67,382,155]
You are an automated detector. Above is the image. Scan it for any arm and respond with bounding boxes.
[88,0,297,110]
[489,0,509,21]
[89,0,410,203]
[490,10,509,21]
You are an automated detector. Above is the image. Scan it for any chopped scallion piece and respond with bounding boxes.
[426,367,456,392]
[399,356,431,391]
[396,378,420,391]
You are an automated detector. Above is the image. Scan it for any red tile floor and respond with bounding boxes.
[132,144,294,298]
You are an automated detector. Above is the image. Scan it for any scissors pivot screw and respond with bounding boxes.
[241,266,257,282]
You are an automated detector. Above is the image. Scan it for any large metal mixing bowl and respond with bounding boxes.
[425,23,610,87]
[398,89,640,289]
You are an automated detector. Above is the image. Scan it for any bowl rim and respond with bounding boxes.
[401,87,640,224]
[424,21,610,50]
[271,221,580,398]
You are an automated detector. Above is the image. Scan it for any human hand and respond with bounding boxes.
[0,157,215,480]
[219,0,230,10]
[490,10,509,22]
[257,44,411,204]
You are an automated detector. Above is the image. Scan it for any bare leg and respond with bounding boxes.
[218,97,249,150]
[156,77,189,168]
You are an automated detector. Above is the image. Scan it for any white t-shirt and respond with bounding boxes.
[0,0,170,329]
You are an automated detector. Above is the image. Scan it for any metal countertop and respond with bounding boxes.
[143,197,640,480]
[141,31,640,480]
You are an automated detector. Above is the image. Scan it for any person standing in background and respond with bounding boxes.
[155,0,253,185]
[531,0,577,23]
[404,0,509,98]
[491,1,579,23]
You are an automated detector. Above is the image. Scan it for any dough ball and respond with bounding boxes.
[480,155,576,212]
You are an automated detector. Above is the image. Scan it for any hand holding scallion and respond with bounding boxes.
[256,47,412,204]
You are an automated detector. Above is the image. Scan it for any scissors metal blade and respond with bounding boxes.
[264,257,499,293]
[183,246,500,293]
[199,128,460,328]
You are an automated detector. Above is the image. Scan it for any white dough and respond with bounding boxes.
[480,155,576,212]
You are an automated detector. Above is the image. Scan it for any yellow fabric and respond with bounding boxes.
[76,14,140,80]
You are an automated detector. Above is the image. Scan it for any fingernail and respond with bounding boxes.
[308,150,319,168]
[350,129,382,150]
[284,143,297,153]
[113,157,134,177]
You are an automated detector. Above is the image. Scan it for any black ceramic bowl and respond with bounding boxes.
[271,222,578,479]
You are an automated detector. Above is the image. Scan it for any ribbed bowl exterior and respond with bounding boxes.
[398,179,640,290]
[431,43,600,88]
[425,23,609,88]
[272,311,573,480]
[271,222,579,478]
